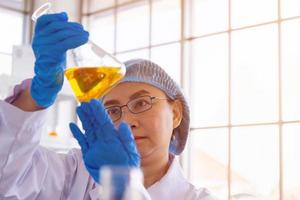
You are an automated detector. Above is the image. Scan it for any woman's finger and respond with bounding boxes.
[69,122,88,154]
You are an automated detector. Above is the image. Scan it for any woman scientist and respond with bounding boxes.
[0,13,216,199]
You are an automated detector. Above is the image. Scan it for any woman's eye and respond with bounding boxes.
[132,99,151,111]
[107,108,120,115]
[135,100,147,107]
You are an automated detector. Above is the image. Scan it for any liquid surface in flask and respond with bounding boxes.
[65,66,124,102]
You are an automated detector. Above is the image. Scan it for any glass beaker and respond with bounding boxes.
[100,166,150,200]
[32,3,126,102]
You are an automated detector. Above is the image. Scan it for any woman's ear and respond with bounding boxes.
[172,100,183,129]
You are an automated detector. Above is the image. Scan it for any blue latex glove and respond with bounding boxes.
[31,12,89,108]
[69,99,140,183]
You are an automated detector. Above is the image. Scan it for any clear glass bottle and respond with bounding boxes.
[100,166,150,200]
[32,3,126,102]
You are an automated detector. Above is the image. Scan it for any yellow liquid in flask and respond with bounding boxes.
[65,66,124,102]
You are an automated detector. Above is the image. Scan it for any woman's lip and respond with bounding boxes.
[134,136,146,140]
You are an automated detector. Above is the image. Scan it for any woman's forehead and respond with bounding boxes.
[103,82,165,103]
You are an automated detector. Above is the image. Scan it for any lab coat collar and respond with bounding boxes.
[146,154,186,197]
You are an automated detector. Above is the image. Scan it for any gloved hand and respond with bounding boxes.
[31,12,89,108]
[69,99,140,183]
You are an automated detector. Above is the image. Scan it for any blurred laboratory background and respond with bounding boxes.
[0,0,300,199]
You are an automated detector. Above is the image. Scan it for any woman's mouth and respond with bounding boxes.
[134,136,146,142]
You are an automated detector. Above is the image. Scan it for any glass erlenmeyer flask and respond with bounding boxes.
[66,40,126,102]
[32,3,126,102]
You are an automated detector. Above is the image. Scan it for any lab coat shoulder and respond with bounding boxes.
[183,183,218,200]
[147,157,218,200]
[0,100,97,200]
[44,148,97,200]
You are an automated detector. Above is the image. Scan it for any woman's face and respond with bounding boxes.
[103,82,182,161]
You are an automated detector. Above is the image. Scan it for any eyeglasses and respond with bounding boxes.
[105,95,168,122]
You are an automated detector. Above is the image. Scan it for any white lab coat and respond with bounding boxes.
[0,84,217,200]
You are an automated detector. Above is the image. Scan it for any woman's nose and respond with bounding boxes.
[120,107,139,128]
